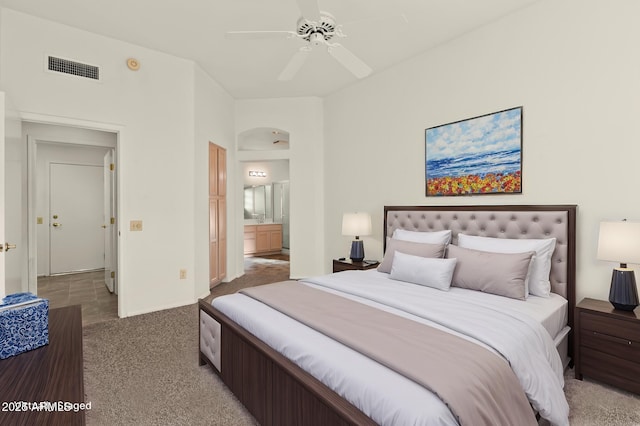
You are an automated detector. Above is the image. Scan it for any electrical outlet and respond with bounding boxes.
[179,269,187,280]
[130,220,143,231]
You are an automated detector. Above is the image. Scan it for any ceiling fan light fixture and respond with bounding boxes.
[296,13,336,42]
[229,0,372,81]
[310,32,325,46]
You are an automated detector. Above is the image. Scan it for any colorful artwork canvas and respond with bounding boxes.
[425,107,522,196]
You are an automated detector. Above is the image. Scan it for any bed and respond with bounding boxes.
[199,204,576,426]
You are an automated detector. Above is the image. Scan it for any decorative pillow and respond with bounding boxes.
[389,251,457,291]
[457,234,556,297]
[447,245,534,300]
[392,229,452,245]
[378,238,446,273]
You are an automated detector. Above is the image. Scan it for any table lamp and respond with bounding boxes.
[597,220,640,311]
[342,212,372,262]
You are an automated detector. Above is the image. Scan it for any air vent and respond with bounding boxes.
[47,56,100,80]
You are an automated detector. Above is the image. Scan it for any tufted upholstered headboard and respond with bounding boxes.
[384,205,577,341]
[384,205,576,299]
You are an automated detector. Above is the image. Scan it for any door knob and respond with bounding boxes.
[52,222,61,228]
[0,243,16,252]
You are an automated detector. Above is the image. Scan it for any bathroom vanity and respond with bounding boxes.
[244,223,283,256]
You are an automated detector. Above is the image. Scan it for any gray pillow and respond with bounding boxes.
[378,238,446,273]
[447,244,534,300]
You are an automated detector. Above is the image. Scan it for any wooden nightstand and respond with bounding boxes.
[575,298,640,394]
[333,259,379,273]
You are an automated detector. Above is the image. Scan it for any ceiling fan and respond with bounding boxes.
[226,0,372,81]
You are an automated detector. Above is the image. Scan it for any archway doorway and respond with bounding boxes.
[237,128,290,277]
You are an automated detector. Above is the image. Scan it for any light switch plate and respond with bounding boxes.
[130,220,143,231]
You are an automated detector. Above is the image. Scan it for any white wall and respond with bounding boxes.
[0,9,219,316]
[236,98,324,278]
[324,0,640,303]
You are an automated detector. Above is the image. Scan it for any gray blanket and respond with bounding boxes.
[241,280,537,426]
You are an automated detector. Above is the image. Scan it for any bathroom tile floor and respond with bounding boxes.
[38,270,118,326]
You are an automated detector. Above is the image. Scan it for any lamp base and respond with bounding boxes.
[349,240,365,263]
[611,302,638,311]
[609,268,639,312]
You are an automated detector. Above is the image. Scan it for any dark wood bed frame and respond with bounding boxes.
[198,204,577,425]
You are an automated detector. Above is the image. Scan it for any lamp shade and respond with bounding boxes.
[597,221,640,265]
[342,212,372,237]
[597,220,640,311]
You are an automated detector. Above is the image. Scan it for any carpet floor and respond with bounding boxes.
[83,256,640,425]
[84,303,256,426]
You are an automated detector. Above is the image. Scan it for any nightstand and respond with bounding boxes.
[333,259,379,273]
[575,298,640,394]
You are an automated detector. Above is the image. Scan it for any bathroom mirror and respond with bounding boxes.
[244,185,273,221]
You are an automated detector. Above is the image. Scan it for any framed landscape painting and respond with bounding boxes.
[425,106,522,197]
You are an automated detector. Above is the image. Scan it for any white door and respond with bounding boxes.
[103,150,116,293]
[49,163,104,274]
[0,93,6,296]
[1,92,24,297]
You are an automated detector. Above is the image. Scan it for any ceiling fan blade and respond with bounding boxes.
[327,44,372,79]
[342,13,409,28]
[296,0,321,21]
[226,30,297,40]
[278,47,311,81]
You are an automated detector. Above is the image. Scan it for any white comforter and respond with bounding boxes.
[212,270,570,426]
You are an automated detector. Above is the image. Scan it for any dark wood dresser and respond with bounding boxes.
[0,304,86,425]
[575,298,640,394]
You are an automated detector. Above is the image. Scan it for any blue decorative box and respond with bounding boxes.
[0,292,49,359]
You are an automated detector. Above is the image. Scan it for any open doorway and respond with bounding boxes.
[238,126,291,277]
[26,123,118,325]
[242,161,290,273]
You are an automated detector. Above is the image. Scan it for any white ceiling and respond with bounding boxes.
[0,0,540,99]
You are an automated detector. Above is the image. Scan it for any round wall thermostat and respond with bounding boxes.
[126,58,140,71]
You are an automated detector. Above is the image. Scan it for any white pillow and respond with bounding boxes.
[389,251,457,291]
[457,234,556,297]
[392,229,452,245]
